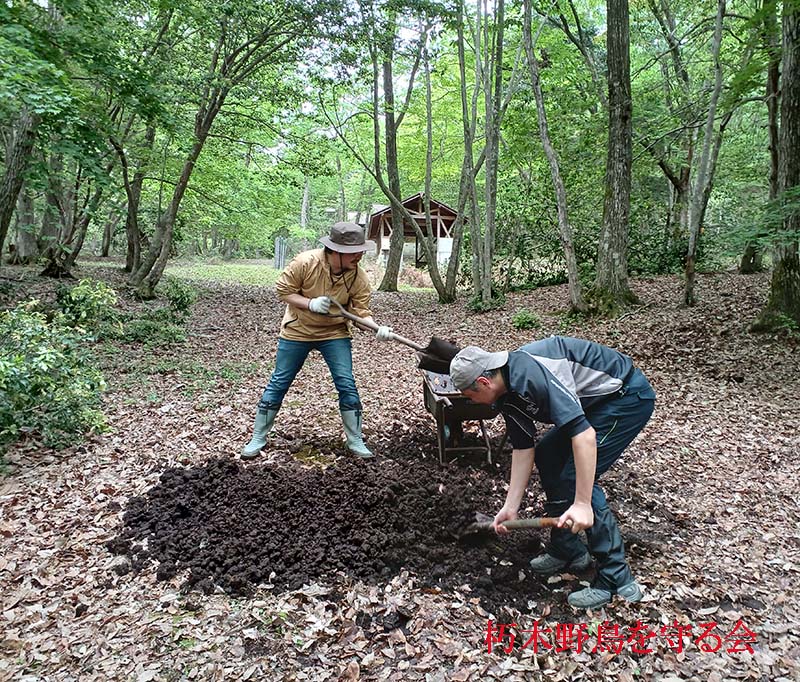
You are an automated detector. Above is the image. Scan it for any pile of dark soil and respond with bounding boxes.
[108,457,577,612]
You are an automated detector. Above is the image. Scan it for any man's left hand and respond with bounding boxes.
[559,502,593,534]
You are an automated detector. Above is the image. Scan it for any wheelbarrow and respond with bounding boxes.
[421,370,506,465]
[329,301,505,464]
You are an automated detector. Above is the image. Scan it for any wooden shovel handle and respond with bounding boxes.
[329,299,425,352]
[499,517,561,530]
[473,517,561,532]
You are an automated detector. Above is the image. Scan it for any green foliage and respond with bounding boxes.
[0,281,15,303]
[467,292,506,313]
[511,308,542,331]
[0,302,106,454]
[56,279,118,331]
[116,317,187,346]
[160,277,198,318]
[556,308,590,335]
[103,307,187,347]
[775,313,800,336]
[751,310,800,337]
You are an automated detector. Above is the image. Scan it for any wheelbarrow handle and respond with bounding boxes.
[329,300,425,352]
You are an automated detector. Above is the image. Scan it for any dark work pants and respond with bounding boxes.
[534,369,656,592]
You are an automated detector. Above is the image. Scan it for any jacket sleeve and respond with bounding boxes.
[346,271,373,319]
[275,255,308,303]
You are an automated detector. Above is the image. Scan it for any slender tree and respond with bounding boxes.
[128,0,320,297]
[684,0,726,305]
[522,0,586,312]
[0,110,39,259]
[594,0,636,307]
[741,0,781,273]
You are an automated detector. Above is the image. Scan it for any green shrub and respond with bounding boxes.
[161,277,197,317]
[0,302,106,453]
[511,309,541,331]
[0,281,15,303]
[117,317,187,346]
[101,305,186,346]
[467,292,506,313]
[57,279,118,332]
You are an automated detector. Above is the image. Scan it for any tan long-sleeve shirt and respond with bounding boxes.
[275,249,373,341]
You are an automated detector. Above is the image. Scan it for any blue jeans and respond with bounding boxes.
[534,369,656,591]
[257,337,362,413]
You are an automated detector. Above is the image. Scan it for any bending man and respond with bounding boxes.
[450,336,655,609]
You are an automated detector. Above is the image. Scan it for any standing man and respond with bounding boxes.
[449,336,655,609]
[242,222,392,460]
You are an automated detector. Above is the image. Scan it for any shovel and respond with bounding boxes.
[456,512,562,539]
[329,300,460,374]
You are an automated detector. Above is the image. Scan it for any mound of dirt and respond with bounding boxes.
[108,457,577,612]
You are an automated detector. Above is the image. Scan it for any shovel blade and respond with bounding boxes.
[417,337,462,375]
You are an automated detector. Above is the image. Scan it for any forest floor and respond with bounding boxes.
[1,264,799,682]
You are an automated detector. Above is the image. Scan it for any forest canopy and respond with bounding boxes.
[0,0,798,320]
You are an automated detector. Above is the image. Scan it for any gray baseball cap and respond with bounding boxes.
[449,346,509,391]
[319,221,376,254]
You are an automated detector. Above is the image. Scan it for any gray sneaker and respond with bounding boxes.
[529,551,592,575]
[568,586,612,609]
[567,581,643,609]
[617,581,643,603]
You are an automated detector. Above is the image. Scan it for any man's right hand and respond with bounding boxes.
[308,296,331,314]
[492,506,518,535]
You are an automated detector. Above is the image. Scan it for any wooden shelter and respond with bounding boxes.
[366,193,459,266]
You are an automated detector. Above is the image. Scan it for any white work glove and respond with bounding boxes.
[308,296,331,314]
[376,326,393,342]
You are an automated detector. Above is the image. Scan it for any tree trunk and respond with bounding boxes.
[423,46,435,268]
[114,124,155,273]
[10,186,39,264]
[739,244,763,273]
[300,176,311,228]
[101,206,123,257]
[756,0,800,327]
[685,0,726,306]
[335,158,346,222]
[378,39,406,292]
[594,0,636,306]
[742,0,781,273]
[524,0,586,312]
[39,154,67,262]
[130,131,209,297]
[0,110,40,260]
[446,4,481,302]
[63,185,104,272]
[480,0,505,305]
